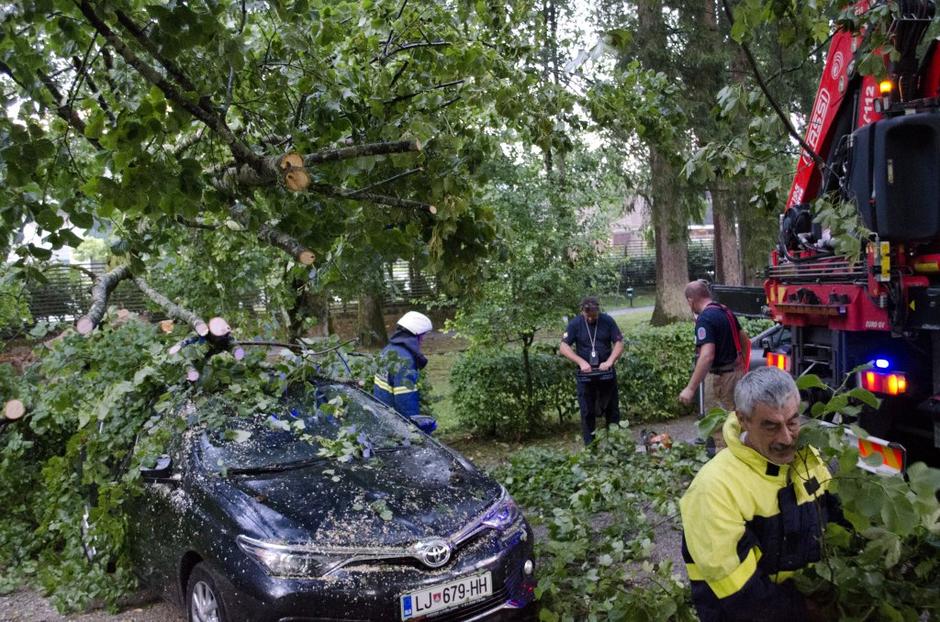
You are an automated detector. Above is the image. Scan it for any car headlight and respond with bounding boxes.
[236,535,346,578]
[481,489,521,531]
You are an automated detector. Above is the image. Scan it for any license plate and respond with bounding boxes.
[400,571,492,620]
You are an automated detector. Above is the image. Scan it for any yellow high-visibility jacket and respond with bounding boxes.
[679,414,839,621]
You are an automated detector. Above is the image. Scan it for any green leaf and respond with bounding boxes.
[905,461,940,497]
[225,429,252,443]
[796,374,828,391]
[845,387,880,409]
[85,111,105,140]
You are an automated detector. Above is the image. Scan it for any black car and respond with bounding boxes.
[129,381,536,622]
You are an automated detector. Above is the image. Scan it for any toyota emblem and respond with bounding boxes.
[416,540,451,568]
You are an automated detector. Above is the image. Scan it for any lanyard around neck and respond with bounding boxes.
[583,316,599,355]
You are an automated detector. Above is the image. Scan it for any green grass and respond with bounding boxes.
[609,308,657,331]
[424,350,461,435]
[599,289,655,309]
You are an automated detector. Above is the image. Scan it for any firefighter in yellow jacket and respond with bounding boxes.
[679,366,841,622]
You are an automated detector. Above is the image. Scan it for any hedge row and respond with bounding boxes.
[450,319,774,438]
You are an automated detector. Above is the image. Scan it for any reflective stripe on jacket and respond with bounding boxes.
[373,331,425,418]
[679,413,840,622]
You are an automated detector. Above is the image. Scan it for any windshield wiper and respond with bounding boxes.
[226,456,328,475]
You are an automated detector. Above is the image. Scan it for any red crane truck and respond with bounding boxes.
[718,0,940,471]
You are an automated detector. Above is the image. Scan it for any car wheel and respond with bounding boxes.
[186,563,228,622]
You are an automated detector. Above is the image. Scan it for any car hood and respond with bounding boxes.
[213,443,501,548]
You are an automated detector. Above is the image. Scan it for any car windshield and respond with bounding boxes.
[198,383,420,473]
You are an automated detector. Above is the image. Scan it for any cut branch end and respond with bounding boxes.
[76,316,95,335]
[4,399,25,421]
[284,167,311,192]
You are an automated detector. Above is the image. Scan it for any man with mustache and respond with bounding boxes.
[679,367,840,621]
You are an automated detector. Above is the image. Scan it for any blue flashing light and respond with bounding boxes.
[874,358,890,369]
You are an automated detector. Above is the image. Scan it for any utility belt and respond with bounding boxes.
[710,363,737,375]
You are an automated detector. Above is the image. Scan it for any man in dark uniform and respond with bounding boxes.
[373,311,432,419]
[559,296,624,445]
[678,280,748,413]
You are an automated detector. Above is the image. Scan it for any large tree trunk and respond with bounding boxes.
[357,292,388,348]
[408,260,430,297]
[637,0,690,325]
[712,188,743,285]
[649,149,691,325]
[287,280,331,340]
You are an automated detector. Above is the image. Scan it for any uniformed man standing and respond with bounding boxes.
[373,311,433,419]
[559,296,624,445]
[678,280,748,413]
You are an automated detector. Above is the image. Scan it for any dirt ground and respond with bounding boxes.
[0,589,181,622]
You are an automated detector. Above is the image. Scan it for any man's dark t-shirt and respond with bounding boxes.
[695,303,741,371]
[563,313,624,366]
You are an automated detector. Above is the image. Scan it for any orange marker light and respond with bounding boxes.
[858,370,907,395]
[879,80,893,95]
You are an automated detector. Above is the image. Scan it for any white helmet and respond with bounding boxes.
[397,311,433,336]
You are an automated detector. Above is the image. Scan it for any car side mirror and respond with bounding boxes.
[140,454,173,481]
[411,415,437,435]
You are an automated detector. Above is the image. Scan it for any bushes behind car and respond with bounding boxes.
[449,344,578,439]
[615,323,693,423]
[451,318,776,438]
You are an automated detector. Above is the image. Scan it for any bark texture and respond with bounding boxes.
[649,149,691,325]
[76,265,133,334]
[357,293,388,348]
[712,189,743,285]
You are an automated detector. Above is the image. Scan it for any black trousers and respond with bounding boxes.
[576,377,620,445]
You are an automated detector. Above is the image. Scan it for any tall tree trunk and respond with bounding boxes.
[287,280,331,340]
[699,0,742,286]
[712,188,743,285]
[649,149,691,325]
[408,260,430,297]
[357,292,388,348]
[520,332,537,439]
[636,0,690,325]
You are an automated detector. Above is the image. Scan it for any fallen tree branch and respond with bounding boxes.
[377,40,450,62]
[385,79,464,105]
[227,201,316,265]
[133,276,209,337]
[213,140,422,192]
[3,399,25,421]
[75,0,264,171]
[113,9,199,94]
[345,167,423,197]
[0,60,103,150]
[76,264,133,334]
[302,139,422,166]
[71,55,115,124]
[257,223,316,265]
[312,182,437,213]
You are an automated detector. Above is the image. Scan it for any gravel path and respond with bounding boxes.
[0,589,181,622]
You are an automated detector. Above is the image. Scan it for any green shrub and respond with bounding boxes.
[450,345,578,439]
[492,424,703,621]
[0,265,32,336]
[617,323,694,423]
